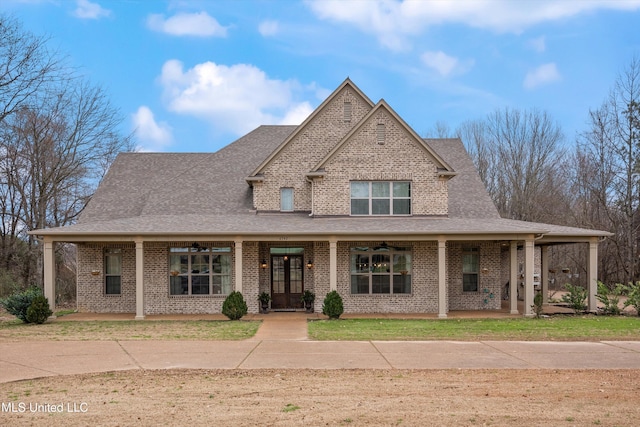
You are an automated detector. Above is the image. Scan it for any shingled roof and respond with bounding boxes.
[35,125,610,241]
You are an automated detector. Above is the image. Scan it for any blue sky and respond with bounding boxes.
[2,0,640,152]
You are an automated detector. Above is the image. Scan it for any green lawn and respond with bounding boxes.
[307,316,640,341]
[0,319,260,341]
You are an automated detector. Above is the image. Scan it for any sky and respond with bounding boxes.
[2,0,640,153]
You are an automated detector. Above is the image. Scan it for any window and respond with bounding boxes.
[280,187,293,212]
[350,246,411,294]
[462,247,479,292]
[105,249,122,295]
[350,181,411,215]
[169,247,231,296]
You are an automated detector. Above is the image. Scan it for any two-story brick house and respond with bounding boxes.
[33,79,610,318]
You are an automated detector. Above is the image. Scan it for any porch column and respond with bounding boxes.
[509,241,519,314]
[523,239,535,317]
[587,237,599,312]
[135,239,145,320]
[235,240,243,293]
[43,237,56,317]
[437,239,447,318]
[329,238,337,292]
[541,245,549,304]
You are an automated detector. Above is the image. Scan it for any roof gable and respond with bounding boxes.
[248,78,375,178]
[311,100,455,174]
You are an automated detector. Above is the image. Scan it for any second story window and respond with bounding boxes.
[350,181,411,216]
[280,187,294,212]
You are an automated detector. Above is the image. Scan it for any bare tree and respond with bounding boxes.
[576,57,640,284]
[0,15,64,123]
[455,108,569,224]
[0,15,133,291]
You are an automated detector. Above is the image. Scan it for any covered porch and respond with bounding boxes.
[39,229,604,319]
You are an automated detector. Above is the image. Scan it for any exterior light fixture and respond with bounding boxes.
[481,267,489,274]
[260,259,268,269]
[90,269,101,276]
[306,260,314,269]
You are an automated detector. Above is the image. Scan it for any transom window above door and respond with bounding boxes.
[350,181,411,216]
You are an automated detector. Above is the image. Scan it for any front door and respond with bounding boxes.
[271,255,303,309]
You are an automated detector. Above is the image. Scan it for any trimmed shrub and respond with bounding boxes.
[322,290,344,319]
[532,291,544,318]
[26,295,53,324]
[222,291,248,320]
[0,286,43,323]
[561,283,588,313]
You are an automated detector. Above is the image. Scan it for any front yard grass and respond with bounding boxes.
[307,316,640,341]
[0,318,260,341]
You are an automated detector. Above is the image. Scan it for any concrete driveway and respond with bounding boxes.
[1,313,640,383]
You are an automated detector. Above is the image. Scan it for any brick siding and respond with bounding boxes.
[76,240,505,314]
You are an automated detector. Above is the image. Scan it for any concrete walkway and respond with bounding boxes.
[1,313,640,384]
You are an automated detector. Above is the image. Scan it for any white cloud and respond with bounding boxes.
[279,102,314,125]
[307,0,640,50]
[421,50,473,77]
[159,60,317,135]
[528,36,546,53]
[132,106,173,152]
[523,63,561,90]
[258,20,279,37]
[147,12,228,37]
[72,0,111,20]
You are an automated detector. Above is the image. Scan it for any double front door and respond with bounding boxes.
[271,255,303,309]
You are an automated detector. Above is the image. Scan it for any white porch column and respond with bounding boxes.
[523,239,535,317]
[437,239,447,318]
[235,240,243,293]
[329,238,337,292]
[43,237,56,316]
[587,237,599,312]
[509,241,519,314]
[541,245,549,304]
[135,239,145,320]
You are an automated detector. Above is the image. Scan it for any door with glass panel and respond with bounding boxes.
[271,255,303,309]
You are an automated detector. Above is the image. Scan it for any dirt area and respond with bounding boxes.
[1,369,639,426]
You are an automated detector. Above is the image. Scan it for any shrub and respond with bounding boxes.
[623,281,640,316]
[561,283,587,313]
[532,291,544,318]
[0,286,43,323]
[322,290,344,319]
[26,295,53,324]
[596,281,623,315]
[222,291,248,320]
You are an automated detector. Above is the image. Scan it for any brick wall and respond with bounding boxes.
[313,109,448,216]
[448,241,502,310]
[76,243,136,313]
[254,87,372,212]
[77,239,503,314]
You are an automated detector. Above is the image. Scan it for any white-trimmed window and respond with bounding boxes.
[350,181,411,215]
[350,246,412,294]
[462,247,479,292]
[280,187,294,212]
[104,249,122,295]
[169,247,231,295]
